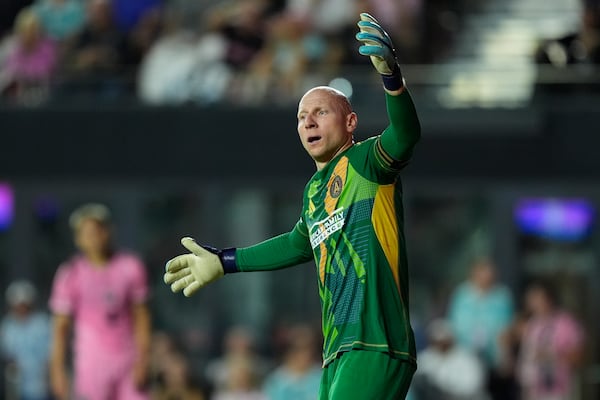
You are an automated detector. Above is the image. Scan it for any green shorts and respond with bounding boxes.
[318,350,416,400]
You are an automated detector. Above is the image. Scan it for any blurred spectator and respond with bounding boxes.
[33,0,85,42]
[412,318,488,400]
[285,0,356,35]
[48,203,151,400]
[59,0,131,98]
[447,258,514,382]
[0,280,52,400]
[206,325,271,393]
[364,0,424,63]
[244,13,311,103]
[535,0,600,66]
[517,280,585,400]
[148,331,177,386]
[0,0,34,37]
[263,324,322,400]
[152,348,206,400]
[111,0,162,33]
[125,5,164,66]
[496,312,529,400]
[137,29,231,104]
[212,356,267,400]
[533,0,600,97]
[205,0,268,71]
[284,0,356,67]
[1,6,57,105]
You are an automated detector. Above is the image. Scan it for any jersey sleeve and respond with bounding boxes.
[235,218,313,272]
[372,90,421,172]
[48,262,76,316]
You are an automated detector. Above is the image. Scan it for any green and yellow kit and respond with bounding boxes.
[235,90,420,389]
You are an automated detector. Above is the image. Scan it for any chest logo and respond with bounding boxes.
[309,207,345,249]
[329,175,343,198]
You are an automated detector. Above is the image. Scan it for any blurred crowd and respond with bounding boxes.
[0,222,589,399]
[409,258,586,400]
[0,0,467,106]
[0,279,324,400]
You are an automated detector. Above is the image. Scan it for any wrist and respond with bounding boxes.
[219,247,238,274]
[381,64,403,91]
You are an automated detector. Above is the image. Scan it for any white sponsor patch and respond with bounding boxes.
[309,208,345,248]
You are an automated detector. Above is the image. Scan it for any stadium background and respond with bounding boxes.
[1,0,599,398]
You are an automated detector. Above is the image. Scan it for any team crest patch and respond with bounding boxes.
[329,175,343,198]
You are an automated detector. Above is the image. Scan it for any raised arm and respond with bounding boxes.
[356,13,421,167]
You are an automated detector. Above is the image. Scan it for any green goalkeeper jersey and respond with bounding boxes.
[236,90,420,367]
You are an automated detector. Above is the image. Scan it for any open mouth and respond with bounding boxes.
[308,136,322,143]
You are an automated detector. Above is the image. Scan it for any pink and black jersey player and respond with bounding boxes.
[49,203,151,400]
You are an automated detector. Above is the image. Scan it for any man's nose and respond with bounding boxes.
[304,115,316,128]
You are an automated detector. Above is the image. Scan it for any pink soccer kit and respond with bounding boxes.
[518,312,584,399]
[49,252,150,400]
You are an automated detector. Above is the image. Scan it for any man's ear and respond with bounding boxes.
[347,112,358,132]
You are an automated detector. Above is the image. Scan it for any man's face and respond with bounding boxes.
[297,88,356,166]
[75,218,111,257]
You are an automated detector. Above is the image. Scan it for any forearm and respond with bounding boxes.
[236,230,313,272]
[132,304,151,362]
[49,315,70,399]
[49,316,68,372]
[379,90,421,163]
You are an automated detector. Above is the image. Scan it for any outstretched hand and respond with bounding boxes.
[164,237,224,297]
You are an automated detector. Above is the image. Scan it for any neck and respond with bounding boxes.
[315,140,354,171]
[85,250,111,267]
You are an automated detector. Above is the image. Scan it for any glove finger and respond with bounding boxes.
[164,267,191,284]
[359,12,380,25]
[183,281,202,297]
[181,237,207,257]
[357,20,384,35]
[165,254,190,273]
[170,275,193,293]
[356,29,392,49]
[358,45,387,58]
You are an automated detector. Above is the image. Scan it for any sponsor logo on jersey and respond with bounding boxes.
[309,207,345,248]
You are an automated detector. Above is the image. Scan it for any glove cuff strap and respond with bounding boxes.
[220,248,238,274]
[381,65,403,91]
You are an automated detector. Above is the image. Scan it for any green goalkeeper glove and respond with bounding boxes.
[164,237,237,297]
[356,12,404,91]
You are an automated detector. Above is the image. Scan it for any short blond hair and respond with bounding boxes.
[69,203,112,231]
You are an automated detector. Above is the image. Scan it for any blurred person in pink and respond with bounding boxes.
[1,6,57,104]
[49,203,151,400]
[517,280,585,400]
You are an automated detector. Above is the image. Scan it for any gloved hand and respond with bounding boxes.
[164,237,227,297]
[356,13,403,91]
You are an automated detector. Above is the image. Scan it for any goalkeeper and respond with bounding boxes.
[165,13,420,399]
